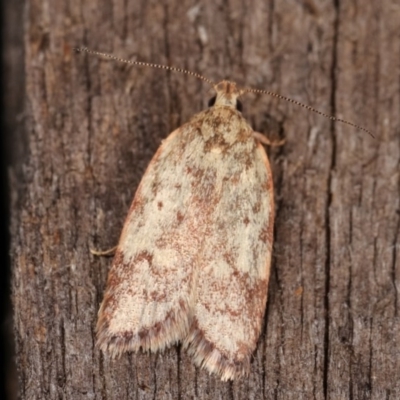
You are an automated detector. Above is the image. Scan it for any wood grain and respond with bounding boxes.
[8,0,400,398]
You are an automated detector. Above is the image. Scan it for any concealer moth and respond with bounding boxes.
[76,47,373,381]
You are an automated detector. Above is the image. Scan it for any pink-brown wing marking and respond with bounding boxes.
[182,111,274,380]
[97,104,273,382]
[97,119,208,356]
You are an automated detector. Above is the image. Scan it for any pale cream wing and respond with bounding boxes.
[97,118,208,357]
[184,141,273,381]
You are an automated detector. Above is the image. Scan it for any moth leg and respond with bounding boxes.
[90,245,117,257]
[252,131,285,147]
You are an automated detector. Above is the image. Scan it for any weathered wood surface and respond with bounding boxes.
[9,0,400,399]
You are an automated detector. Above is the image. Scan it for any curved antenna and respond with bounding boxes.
[243,87,375,138]
[75,47,374,138]
[74,47,215,87]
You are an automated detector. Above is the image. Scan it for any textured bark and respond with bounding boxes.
[9,0,400,399]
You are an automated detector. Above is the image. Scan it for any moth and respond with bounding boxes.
[76,47,372,381]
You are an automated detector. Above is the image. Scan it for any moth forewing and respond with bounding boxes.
[183,135,274,381]
[96,81,274,380]
[96,126,197,355]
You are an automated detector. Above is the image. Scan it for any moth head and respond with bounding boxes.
[210,81,244,112]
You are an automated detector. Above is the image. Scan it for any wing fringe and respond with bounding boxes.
[96,299,192,357]
[184,321,251,381]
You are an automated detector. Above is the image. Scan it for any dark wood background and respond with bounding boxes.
[5,0,400,399]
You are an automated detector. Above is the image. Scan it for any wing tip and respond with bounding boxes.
[96,301,192,357]
[184,322,251,381]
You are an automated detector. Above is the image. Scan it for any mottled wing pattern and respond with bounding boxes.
[97,104,273,381]
[181,108,273,380]
[97,117,208,356]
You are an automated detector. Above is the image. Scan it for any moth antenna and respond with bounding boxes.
[242,87,375,138]
[74,47,215,87]
[75,47,373,138]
